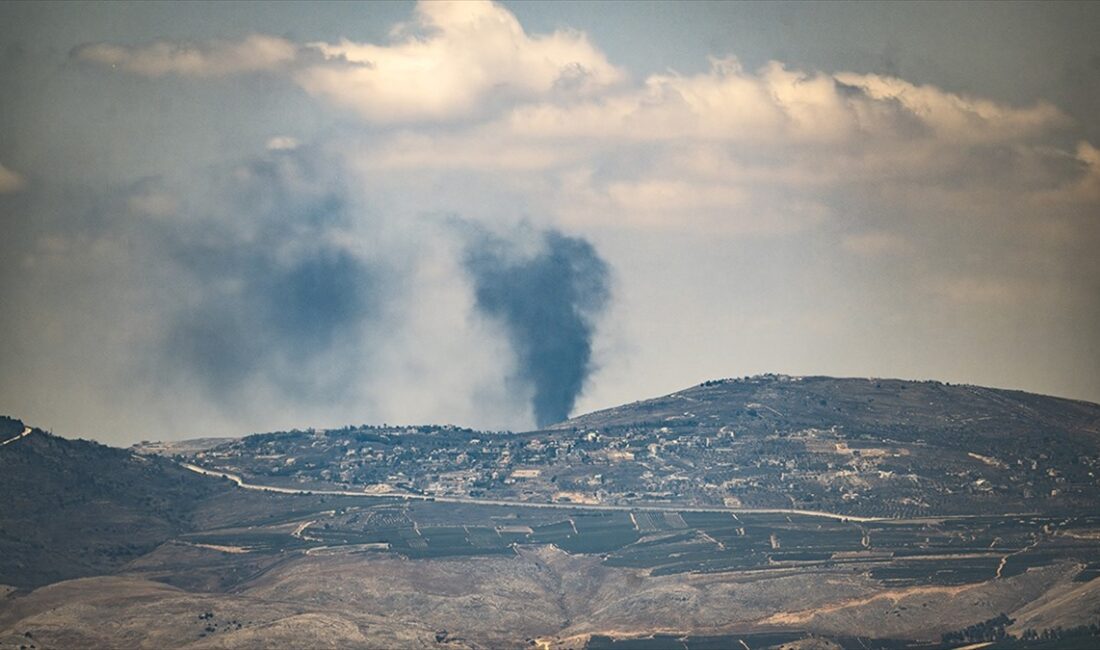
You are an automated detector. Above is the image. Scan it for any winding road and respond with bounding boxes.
[180,462,884,522]
[0,427,32,447]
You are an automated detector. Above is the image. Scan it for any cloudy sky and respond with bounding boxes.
[1,1,1098,444]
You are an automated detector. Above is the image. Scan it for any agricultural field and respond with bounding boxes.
[151,377,1100,522]
[7,376,1100,648]
[133,488,1100,593]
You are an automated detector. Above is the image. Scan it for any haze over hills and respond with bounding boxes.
[4,2,1098,649]
[151,375,1100,519]
[3,376,1100,649]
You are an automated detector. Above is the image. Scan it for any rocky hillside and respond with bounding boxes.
[0,421,228,588]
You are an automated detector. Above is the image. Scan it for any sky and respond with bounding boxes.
[0,1,1098,444]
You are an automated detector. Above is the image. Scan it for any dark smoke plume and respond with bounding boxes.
[161,148,375,401]
[465,229,610,427]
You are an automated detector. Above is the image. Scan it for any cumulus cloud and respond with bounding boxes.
[65,1,1096,315]
[494,57,1068,146]
[70,2,1077,172]
[0,163,27,193]
[73,1,623,123]
[295,0,624,122]
[16,0,1100,437]
[71,34,296,77]
[833,72,1071,143]
[329,44,1084,236]
[1060,141,1100,203]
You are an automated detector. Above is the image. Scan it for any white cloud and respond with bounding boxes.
[316,32,1085,235]
[1059,141,1100,203]
[294,0,625,122]
[70,2,1071,156]
[72,34,296,77]
[499,57,1070,148]
[62,2,1099,261]
[74,1,624,124]
[15,0,1100,436]
[834,72,1071,143]
[0,163,27,193]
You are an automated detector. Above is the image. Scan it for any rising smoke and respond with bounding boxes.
[0,143,613,440]
[159,150,376,402]
[465,228,610,427]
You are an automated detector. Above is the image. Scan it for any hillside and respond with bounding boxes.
[3,377,1100,648]
[559,375,1100,443]
[550,375,1100,516]
[0,420,229,588]
[167,375,1100,518]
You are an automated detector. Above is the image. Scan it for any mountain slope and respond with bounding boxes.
[170,376,1100,518]
[549,375,1100,516]
[557,375,1100,444]
[3,379,1100,647]
[0,419,229,588]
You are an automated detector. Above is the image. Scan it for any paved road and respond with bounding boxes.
[0,430,1038,525]
[181,462,884,522]
[0,427,32,447]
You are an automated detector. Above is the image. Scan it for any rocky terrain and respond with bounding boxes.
[3,377,1100,649]
[152,376,1100,518]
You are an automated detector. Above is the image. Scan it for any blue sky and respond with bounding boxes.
[1,1,1098,443]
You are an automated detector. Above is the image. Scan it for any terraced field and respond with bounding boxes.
[157,491,1100,592]
[6,375,1100,648]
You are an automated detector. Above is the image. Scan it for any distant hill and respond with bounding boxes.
[0,417,23,440]
[163,375,1100,519]
[557,375,1100,443]
[550,375,1100,515]
[4,378,1100,648]
[0,421,228,588]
